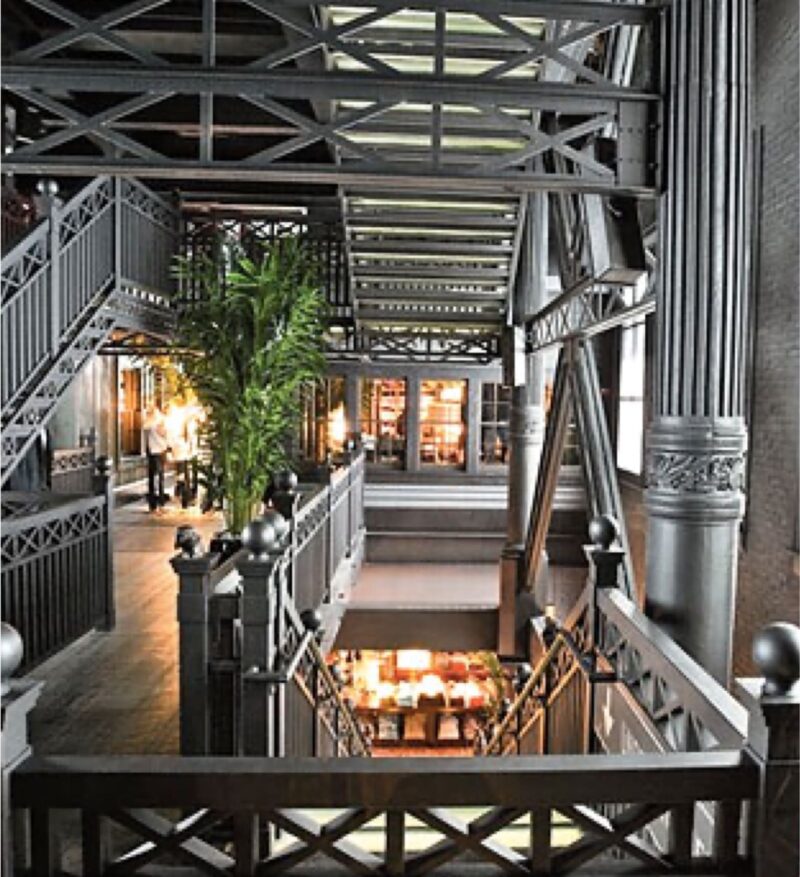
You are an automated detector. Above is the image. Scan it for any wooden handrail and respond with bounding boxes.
[307,637,371,757]
[598,588,750,747]
[11,751,758,810]
[484,587,592,755]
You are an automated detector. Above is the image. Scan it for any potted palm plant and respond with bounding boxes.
[172,237,326,534]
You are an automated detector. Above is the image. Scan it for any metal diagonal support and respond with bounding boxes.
[526,279,655,352]
[241,96,395,166]
[553,802,671,872]
[240,0,397,75]
[5,89,169,162]
[14,0,169,65]
[247,1,407,71]
[523,340,635,600]
[9,92,172,159]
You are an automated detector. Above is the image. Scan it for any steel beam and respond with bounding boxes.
[2,156,658,197]
[2,65,657,110]
[272,0,658,26]
[525,278,655,351]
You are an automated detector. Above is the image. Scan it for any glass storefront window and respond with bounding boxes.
[480,383,510,465]
[420,379,466,468]
[360,379,406,467]
[300,377,345,462]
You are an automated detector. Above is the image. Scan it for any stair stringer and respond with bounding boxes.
[1,283,121,486]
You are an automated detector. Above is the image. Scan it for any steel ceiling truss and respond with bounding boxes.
[2,0,659,194]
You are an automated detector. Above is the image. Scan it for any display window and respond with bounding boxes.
[360,378,407,467]
[480,382,510,465]
[419,379,466,468]
[330,649,506,752]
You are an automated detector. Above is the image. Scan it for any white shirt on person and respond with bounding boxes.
[143,410,169,455]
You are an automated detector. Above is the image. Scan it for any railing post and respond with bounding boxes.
[272,471,299,601]
[36,179,61,354]
[238,519,280,757]
[735,623,800,877]
[171,532,214,756]
[93,456,115,630]
[530,807,551,875]
[325,478,334,602]
[583,515,625,753]
[1,624,43,877]
[113,176,122,287]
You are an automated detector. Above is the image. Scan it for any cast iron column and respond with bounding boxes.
[499,193,548,653]
[507,193,548,546]
[645,0,753,683]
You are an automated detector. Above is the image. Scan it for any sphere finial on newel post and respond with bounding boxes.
[0,623,24,697]
[753,622,800,698]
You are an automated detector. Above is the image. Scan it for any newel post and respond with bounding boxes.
[583,516,625,752]
[34,179,61,354]
[238,518,282,757]
[2,624,44,877]
[93,455,115,630]
[584,515,625,650]
[735,623,800,877]
[171,527,214,756]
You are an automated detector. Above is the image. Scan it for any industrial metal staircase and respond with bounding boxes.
[0,176,178,486]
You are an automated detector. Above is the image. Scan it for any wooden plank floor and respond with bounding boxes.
[28,500,222,756]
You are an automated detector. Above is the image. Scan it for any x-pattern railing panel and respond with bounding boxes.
[596,588,749,753]
[15,769,757,877]
[526,278,655,352]
[1,495,104,569]
[328,328,501,362]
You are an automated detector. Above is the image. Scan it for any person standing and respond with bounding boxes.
[143,405,168,513]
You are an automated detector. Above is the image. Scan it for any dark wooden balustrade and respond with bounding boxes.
[10,751,759,876]
[174,451,367,759]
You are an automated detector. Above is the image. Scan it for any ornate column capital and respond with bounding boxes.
[646,417,747,522]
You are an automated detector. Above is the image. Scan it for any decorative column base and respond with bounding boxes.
[645,417,747,684]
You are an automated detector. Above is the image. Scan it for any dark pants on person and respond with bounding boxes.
[175,460,192,508]
[147,452,165,510]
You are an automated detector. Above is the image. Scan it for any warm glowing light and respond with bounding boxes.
[165,401,205,456]
[419,673,445,699]
[328,403,346,450]
[439,385,464,403]
[396,650,432,672]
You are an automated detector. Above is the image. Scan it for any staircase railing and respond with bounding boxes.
[4,539,798,875]
[491,526,752,761]
[482,590,592,757]
[1,459,114,671]
[1,176,178,486]
[9,749,758,877]
[173,452,368,759]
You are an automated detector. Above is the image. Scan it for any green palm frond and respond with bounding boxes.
[172,236,326,531]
